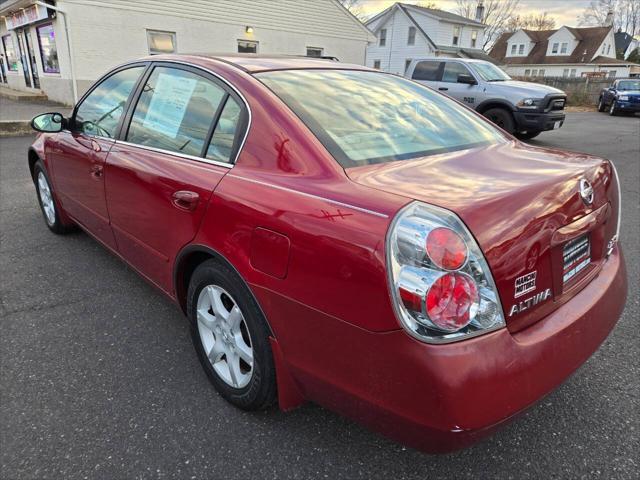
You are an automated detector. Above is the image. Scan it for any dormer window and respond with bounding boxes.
[518,44,524,55]
[552,43,559,54]
[379,29,387,47]
[453,26,460,46]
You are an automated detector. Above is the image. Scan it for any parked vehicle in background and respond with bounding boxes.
[28,54,626,454]
[405,58,567,140]
[598,78,640,116]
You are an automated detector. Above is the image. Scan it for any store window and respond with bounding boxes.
[238,40,258,53]
[36,23,59,73]
[147,30,176,54]
[2,34,18,71]
[306,47,323,57]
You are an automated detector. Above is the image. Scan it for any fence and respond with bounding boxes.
[511,76,611,106]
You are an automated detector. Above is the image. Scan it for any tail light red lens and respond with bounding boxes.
[426,227,467,270]
[426,273,478,331]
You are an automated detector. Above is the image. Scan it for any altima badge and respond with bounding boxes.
[579,178,594,205]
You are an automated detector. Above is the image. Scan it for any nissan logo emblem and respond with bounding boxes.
[579,178,594,205]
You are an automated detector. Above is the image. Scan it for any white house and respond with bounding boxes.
[490,25,640,78]
[364,1,490,75]
[0,0,375,105]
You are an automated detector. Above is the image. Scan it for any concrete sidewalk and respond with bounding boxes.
[0,94,71,137]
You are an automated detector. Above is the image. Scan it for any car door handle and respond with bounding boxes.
[438,87,448,91]
[172,190,199,211]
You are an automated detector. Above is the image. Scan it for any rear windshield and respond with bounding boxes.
[256,69,505,167]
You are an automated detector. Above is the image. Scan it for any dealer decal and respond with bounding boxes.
[509,288,552,317]
[514,271,536,298]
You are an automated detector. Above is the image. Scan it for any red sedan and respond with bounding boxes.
[28,55,627,452]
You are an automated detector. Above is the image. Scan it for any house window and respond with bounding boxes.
[379,29,387,47]
[563,68,569,77]
[2,34,18,71]
[36,23,59,73]
[539,69,545,77]
[608,70,616,78]
[453,26,460,46]
[306,47,323,57]
[570,69,576,77]
[373,59,381,69]
[238,40,258,53]
[552,42,559,54]
[531,69,538,76]
[518,44,525,55]
[524,69,531,76]
[510,44,517,55]
[147,30,176,54]
[405,59,412,73]
[471,30,477,48]
[408,26,416,46]
[560,42,568,54]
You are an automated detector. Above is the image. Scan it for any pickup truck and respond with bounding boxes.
[405,58,567,140]
[597,78,640,116]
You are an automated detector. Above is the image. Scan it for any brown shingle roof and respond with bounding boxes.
[489,26,612,65]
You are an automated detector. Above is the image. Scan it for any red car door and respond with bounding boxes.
[51,65,146,249]
[104,64,248,294]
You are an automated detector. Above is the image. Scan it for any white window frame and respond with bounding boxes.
[408,26,416,46]
[146,30,176,55]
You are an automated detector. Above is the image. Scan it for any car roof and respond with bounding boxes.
[147,53,374,74]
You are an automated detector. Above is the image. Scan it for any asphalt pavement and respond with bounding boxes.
[1,112,639,479]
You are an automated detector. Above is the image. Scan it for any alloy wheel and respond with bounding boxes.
[196,285,254,388]
[37,172,56,226]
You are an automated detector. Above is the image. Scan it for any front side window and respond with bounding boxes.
[126,67,227,157]
[442,62,472,83]
[36,23,59,73]
[75,67,144,138]
[2,34,18,71]
[411,60,441,81]
[408,27,416,45]
[306,47,323,57]
[238,40,258,53]
[560,42,568,54]
[257,69,504,167]
[453,26,460,46]
[147,30,176,55]
[379,29,387,47]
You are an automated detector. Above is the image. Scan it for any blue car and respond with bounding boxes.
[598,78,640,116]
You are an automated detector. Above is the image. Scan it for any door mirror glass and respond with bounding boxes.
[457,74,477,85]
[31,112,64,132]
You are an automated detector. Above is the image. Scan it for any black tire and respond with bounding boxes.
[597,96,606,112]
[515,130,542,140]
[33,161,74,234]
[609,101,617,116]
[187,259,277,410]
[482,108,515,133]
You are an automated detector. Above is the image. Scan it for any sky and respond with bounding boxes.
[358,0,594,27]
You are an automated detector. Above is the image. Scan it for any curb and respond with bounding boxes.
[0,121,33,137]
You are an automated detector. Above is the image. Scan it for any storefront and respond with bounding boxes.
[2,0,373,105]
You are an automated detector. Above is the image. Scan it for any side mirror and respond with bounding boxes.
[457,73,477,85]
[31,112,65,133]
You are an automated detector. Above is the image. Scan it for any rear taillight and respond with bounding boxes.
[387,202,505,343]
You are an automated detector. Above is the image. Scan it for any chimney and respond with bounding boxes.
[605,7,614,27]
[475,0,485,23]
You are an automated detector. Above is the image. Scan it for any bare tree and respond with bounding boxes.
[579,0,640,37]
[456,0,521,50]
[506,12,556,32]
[337,0,366,21]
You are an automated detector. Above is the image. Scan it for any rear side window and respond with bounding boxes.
[75,67,144,138]
[206,97,242,163]
[411,61,441,81]
[442,62,472,83]
[126,67,226,157]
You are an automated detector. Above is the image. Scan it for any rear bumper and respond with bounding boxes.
[263,246,627,453]
[513,110,565,132]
